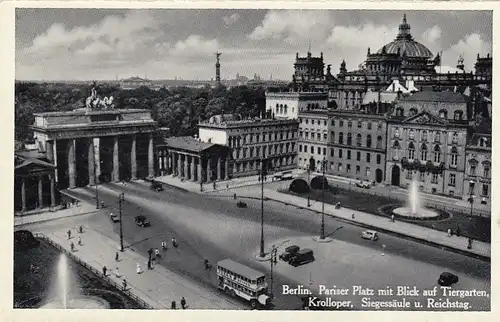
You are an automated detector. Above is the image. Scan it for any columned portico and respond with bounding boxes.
[197,160,203,183]
[207,158,212,182]
[148,133,154,178]
[190,157,196,181]
[88,139,95,186]
[217,158,222,181]
[131,134,137,180]
[184,155,190,180]
[68,139,76,189]
[112,136,120,182]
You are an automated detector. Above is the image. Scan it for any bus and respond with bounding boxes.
[216,259,271,309]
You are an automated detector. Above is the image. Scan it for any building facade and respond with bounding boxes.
[463,119,492,202]
[30,108,157,189]
[386,91,469,197]
[297,109,329,172]
[198,114,299,177]
[265,91,328,120]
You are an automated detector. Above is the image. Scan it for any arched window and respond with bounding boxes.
[433,145,441,163]
[366,134,372,148]
[284,104,288,114]
[420,144,428,161]
[356,133,362,147]
[307,103,311,110]
[408,142,415,160]
[347,133,352,146]
[377,135,383,149]
[454,110,463,120]
[452,132,459,144]
[393,141,401,160]
[451,146,458,167]
[439,109,447,118]
[280,104,283,114]
[339,132,344,145]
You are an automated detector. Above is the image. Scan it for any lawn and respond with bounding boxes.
[282,186,491,243]
[14,238,143,309]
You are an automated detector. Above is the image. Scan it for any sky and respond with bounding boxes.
[15,9,492,81]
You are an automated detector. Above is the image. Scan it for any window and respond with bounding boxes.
[439,110,447,118]
[330,148,334,157]
[323,133,327,141]
[305,132,309,139]
[422,131,427,141]
[408,142,415,160]
[366,153,371,163]
[484,166,490,178]
[348,121,352,128]
[339,132,344,144]
[367,122,372,130]
[357,121,362,128]
[306,119,309,124]
[331,119,335,126]
[339,149,343,158]
[347,133,352,146]
[338,163,343,171]
[377,154,381,164]
[304,145,308,153]
[366,135,372,148]
[356,134,362,147]
[420,144,428,161]
[435,131,440,143]
[482,184,489,197]
[470,165,476,176]
[433,145,441,163]
[331,131,335,142]
[431,173,438,184]
[324,120,327,126]
[449,173,456,186]
[409,129,415,140]
[316,133,321,141]
[299,131,303,139]
[452,132,458,144]
[378,122,382,130]
[323,148,326,155]
[356,165,360,174]
[347,164,351,173]
[450,147,458,167]
[317,147,321,154]
[406,170,412,180]
[394,128,400,138]
[340,120,344,127]
[365,167,370,176]
[419,172,425,181]
[299,145,302,152]
[377,136,383,149]
[357,151,361,161]
[311,119,315,125]
[347,150,351,160]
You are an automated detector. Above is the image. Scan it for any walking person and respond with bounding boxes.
[137,263,143,274]
[213,181,216,190]
[70,242,75,252]
[67,230,72,239]
[172,237,178,248]
[78,236,82,246]
[391,214,395,222]
[154,248,160,259]
[115,251,119,262]
[148,248,153,261]
[122,279,127,291]
[161,240,167,251]
[171,301,176,309]
[115,266,121,278]
[78,225,83,234]
[102,266,107,276]
[447,228,452,237]
[147,260,152,270]
[456,227,461,237]
[181,297,187,309]
[352,213,355,219]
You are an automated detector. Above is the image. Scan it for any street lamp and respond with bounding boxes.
[93,143,99,209]
[259,156,268,258]
[118,192,125,252]
[268,240,289,298]
[320,157,326,240]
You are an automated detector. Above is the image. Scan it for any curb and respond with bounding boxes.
[14,208,100,227]
[239,195,491,262]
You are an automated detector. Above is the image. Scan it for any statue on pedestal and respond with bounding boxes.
[85,81,115,110]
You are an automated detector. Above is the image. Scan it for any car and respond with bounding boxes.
[279,245,300,262]
[355,181,371,189]
[110,213,120,222]
[361,230,379,241]
[289,248,315,267]
[237,201,247,208]
[134,215,150,227]
[438,272,459,286]
[481,198,487,205]
[150,181,164,192]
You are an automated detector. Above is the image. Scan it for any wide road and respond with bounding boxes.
[35,180,490,310]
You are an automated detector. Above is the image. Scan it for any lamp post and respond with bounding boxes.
[118,193,125,252]
[93,143,99,209]
[268,240,289,298]
[259,156,267,258]
[320,157,326,240]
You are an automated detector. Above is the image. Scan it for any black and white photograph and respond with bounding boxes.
[11,6,492,313]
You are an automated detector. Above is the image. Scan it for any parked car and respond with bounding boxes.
[150,181,164,192]
[289,248,315,267]
[481,197,487,205]
[279,245,300,262]
[134,215,150,227]
[355,181,371,189]
[110,213,120,223]
[361,230,379,241]
[237,201,247,208]
[438,272,459,286]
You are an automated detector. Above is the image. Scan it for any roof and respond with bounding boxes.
[362,91,398,105]
[163,136,214,152]
[15,155,55,170]
[475,119,492,135]
[217,259,265,279]
[401,91,466,103]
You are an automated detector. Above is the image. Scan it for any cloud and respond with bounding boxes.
[442,33,491,70]
[223,13,240,26]
[327,23,398,51]
[169,35,220,59]
[248,10,332,45]
[422,26,442,44]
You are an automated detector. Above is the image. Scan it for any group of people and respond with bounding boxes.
[144,237,179,270]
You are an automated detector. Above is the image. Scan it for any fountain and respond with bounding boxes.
[390,178,440,219]
[41,253,110,309]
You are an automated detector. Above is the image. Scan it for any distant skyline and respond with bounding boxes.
[16,9,492,81]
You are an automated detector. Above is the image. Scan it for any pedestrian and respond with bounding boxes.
[154,248,160,259]
[115,251,119,262]
[78,237,82,246]
[456,227,461,237]
[148,248,153,261]
[352,213,355,219]
[181,297,187,309]
[147,260,152,270]
[171,301,176,309]
[213,181,216,190]
[233,193,237,200]
[67,230,72,239]
[161,240,167,250]
[172,237,178,248]
[468,238,473,249]
[70,242,75,252]
[78,225,83,234]
[447,228,452,237]
[102,266,107,276]
[137,263,143,274]
[391,214,395,222]
[115,266,121,278]
[101,201,105,208]
[122,279,127,291]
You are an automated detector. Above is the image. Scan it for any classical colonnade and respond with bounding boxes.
[157,150,229,183]
[19,173,56,212]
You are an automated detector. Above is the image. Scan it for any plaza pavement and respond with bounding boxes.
[39,227,244,310]
[154,175,490,260]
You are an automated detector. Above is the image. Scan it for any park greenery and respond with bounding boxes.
[15,82,267,142]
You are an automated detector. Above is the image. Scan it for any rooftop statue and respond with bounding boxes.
[85,82,115,111]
